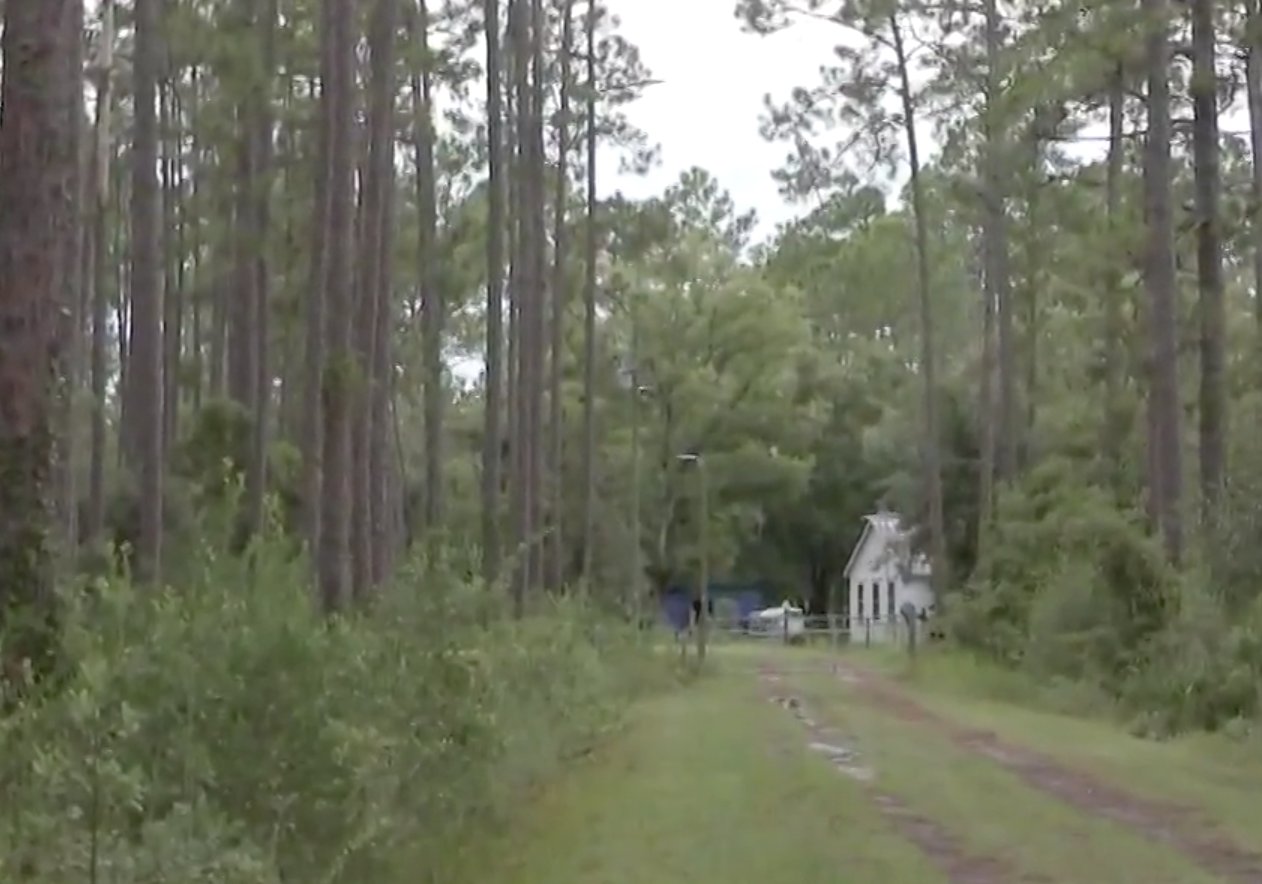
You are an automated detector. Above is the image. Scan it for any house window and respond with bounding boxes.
[856,584,865,620]
[888,581,896,618]
[872,582,881,620]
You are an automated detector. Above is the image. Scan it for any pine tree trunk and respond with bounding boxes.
[315,0,357,611]
[130,0,166,582]
[481,0,506,586]
[0,0,83,671]
[1141,0,1183,561]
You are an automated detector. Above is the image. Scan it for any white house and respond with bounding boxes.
[841,511,933,642]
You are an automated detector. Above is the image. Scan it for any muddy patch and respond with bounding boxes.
[766,692,876,781]
[758,664,1038,884]
[835,663,1262,884]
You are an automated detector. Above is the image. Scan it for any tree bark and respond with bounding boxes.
[352,0,398,597]
[1141,0,1183,561]
[891,11,949,598]
[1101,66,1126,492]
[316,0,357,611]
[86,0,114,546]
[246,0,278,545]
[1190,0,1224,533]
[414,0,444,551]
[580,0,598,585]
[130,0,166,582]
[526,0,548,592]
[482,0,506,586]
[547,0,575,591]
[0,0,83,668]
[508,0,532,611]
[982,0,1017,484]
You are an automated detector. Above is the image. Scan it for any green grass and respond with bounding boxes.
[860,644,1114,713]
[784,669,1222,884]
[450,662,948,884]
[851,645,1262,851]
[438,645,1262,884]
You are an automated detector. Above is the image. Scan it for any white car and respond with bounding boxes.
[749,602,806,642]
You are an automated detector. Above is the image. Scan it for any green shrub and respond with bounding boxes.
[0,518,665,884]
[1119,584,1262,736]
[948,456,1177,688]
[940,454,1262,736]
[894,644,1112,717]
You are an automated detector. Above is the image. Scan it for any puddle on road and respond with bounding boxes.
[767,692,876,782]
[807,740,877,781]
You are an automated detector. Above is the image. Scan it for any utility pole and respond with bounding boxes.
[630,339,643,631]
[630,382,641,617]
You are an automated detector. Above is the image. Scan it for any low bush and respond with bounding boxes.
[938,453,1262,736]
[936,456,1262,733]
[889,642,1114,716]
[0,520,666,884]
[949,457,1177,685]
[1119,587,1262,736]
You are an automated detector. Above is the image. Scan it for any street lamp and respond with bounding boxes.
[676,452,709,665]
[629,378,651,633]
[614,274,653,635]
[615,363,653,632]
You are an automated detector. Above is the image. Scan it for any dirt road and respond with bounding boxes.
[455,648,1260,884]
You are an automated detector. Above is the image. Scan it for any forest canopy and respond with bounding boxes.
[2,0,1262,877]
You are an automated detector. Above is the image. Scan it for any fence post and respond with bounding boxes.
[864,618,871,648]
[899,601,918,661]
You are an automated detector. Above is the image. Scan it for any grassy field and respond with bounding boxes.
[846,645,1262,851]
[452,661,948,884]
[784,668,1223,884]
[448,645,1262,884]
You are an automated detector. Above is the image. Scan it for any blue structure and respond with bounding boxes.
[659,581,769,631]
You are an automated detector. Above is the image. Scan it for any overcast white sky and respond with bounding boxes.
[596,1,1254,236]
[594,2,1106,236]
[596,0,842,236]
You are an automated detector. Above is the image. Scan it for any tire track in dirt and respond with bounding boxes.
[833,661,1262,884]
[758,663,1047,884]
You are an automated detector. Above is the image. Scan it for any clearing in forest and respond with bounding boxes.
[456,664,946,884]
[457,646,1262,884]
[822,649,1262,882]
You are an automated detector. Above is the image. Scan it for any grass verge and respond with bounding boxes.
[452,664,949,884]
[848,645,1262,852]
[783,669,1222,884]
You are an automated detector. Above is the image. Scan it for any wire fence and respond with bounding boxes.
[702,614,923,648]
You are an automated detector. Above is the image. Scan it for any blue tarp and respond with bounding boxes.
[659,582,768,631]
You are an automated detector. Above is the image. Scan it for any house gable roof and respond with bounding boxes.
[842,512,901,578]
[843,512,932,580]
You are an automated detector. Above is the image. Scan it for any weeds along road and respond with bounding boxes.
[453,645,1262,884]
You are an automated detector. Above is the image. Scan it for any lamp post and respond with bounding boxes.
[619,306,651,633]
[630,378,650,632]
[630,375,641,626]
[676,452,708,665]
